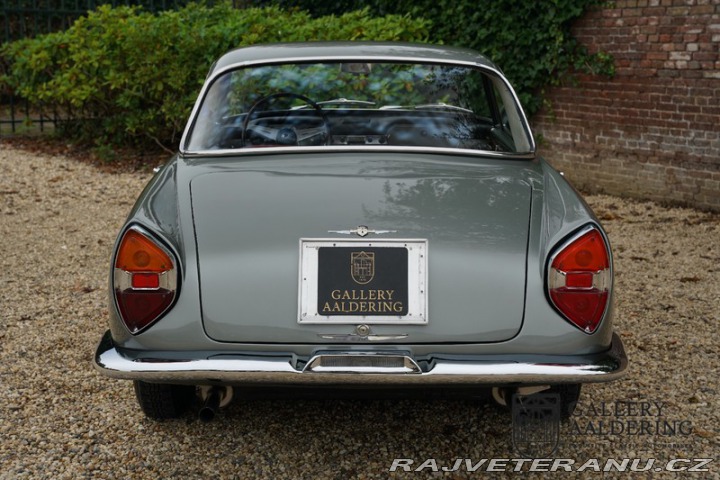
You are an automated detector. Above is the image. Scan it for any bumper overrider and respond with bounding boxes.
[94,331,628,386]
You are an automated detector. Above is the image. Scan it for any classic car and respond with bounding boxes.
[94,42,627,421]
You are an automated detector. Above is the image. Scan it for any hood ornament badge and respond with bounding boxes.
[328,225,397,237]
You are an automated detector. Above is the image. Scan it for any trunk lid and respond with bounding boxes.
[190,153,534,344]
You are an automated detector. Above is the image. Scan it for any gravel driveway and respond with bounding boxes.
[1,145,718,479]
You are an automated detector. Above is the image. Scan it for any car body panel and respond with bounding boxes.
[107,156,615,356]
[190,153,532,343]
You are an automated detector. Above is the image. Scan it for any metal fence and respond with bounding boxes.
[0,0,244,135]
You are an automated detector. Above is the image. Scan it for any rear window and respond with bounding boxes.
[185,61,531,154]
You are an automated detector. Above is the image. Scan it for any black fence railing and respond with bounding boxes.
[0,0,246,135]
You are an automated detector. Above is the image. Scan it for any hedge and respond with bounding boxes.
[256,0,615,114]
[0,3,430,149]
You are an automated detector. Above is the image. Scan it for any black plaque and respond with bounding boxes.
[317,247,408,316]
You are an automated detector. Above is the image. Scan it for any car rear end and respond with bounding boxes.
[94,43,627,420]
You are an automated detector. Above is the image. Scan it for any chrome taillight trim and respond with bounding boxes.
[113,269,177,291]
[112,225,180,335]
[546,224,613,334]
[548,268,610,292]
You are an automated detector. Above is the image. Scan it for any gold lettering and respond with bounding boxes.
[323,291,404,315]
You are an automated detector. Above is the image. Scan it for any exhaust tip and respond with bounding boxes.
[198,386,233,422]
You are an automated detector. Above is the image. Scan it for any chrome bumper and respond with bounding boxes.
[94,331,628,386]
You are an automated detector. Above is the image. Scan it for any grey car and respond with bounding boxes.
[94,42,627,420]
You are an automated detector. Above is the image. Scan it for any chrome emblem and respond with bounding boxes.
[328,225,398,237]
[351,251,375,284]
[355,324,371,336]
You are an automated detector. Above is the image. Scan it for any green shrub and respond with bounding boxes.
[256,0,615,114]
[0,3,430,149]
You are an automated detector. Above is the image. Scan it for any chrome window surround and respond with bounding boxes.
[179,55,536,158]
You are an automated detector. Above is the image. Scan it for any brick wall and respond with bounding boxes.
[532,0,720,211]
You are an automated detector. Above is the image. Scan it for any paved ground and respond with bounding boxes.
[0,145,718,478]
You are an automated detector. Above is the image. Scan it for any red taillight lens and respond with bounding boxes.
[548,227,611,333]
[113,228,177,334]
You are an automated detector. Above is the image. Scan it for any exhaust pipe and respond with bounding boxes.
[198,385,234,422]
[198,387,222,422]
[492,385,551,407]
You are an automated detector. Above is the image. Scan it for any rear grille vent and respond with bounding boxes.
[304,354,421,374]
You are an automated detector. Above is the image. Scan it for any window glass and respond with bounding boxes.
[186,62,524,154]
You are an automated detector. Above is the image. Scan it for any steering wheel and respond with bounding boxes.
[241,92,330,147]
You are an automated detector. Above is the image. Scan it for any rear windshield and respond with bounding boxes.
[185,61,531,154]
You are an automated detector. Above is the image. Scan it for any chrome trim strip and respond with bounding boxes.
[94,331,628,385]
[113,269,177,291]
[327,226,398,237]
[317,333,409,341]
[180,145,536,160]
[303,353,421,374]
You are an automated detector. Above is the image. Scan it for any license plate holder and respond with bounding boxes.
[298,239,428,324]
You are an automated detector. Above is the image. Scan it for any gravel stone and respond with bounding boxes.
[0,145,718,479]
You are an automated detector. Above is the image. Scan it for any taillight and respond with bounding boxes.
[113,227,177,334]
[547,226,611,334]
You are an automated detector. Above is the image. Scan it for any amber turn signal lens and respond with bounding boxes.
[115,230,173,273]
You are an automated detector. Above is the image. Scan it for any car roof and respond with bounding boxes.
[210,42,501,75]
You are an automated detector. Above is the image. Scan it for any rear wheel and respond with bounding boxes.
[133,381,196,420]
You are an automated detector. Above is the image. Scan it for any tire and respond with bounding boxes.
[133,381,196,420]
